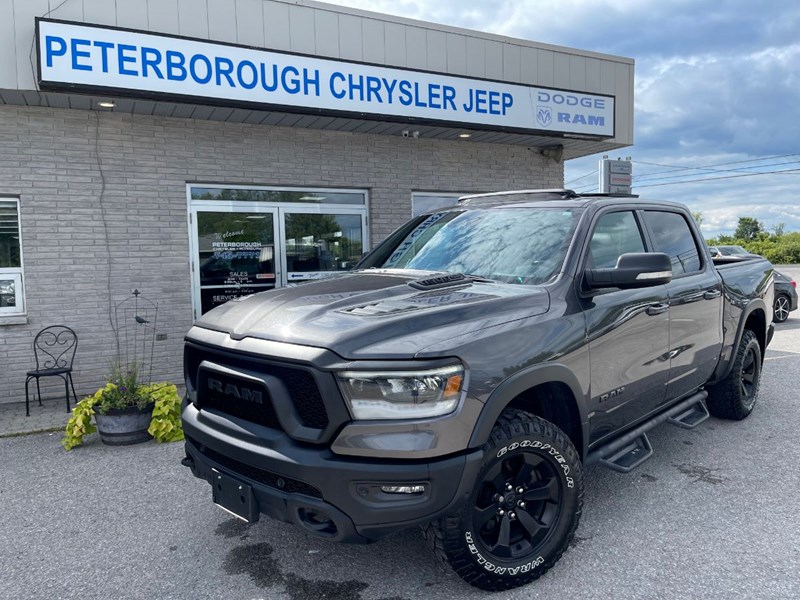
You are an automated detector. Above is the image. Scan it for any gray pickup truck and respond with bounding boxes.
[181,189,774,591]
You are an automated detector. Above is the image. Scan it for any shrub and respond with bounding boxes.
[62,380,183,450]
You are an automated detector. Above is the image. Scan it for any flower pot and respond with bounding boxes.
[94,404,154,446]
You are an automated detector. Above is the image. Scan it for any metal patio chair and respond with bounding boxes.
[25,325,78,416]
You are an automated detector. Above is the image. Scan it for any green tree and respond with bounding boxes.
[691,211,703,227]
[734,217,764,241]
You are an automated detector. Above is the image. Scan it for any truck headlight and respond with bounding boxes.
[337,365,465,420]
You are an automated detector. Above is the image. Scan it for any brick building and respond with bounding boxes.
[0,0,634,405]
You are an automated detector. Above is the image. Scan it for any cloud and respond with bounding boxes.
[566,149,800,237]
[327,0,800,236]
[502,1,800,61]
[636,45,800,155]
[330,1,800,58]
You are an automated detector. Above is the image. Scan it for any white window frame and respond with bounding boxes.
[0,198,26,318]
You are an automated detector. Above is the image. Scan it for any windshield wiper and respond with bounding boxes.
[461,273,497,283]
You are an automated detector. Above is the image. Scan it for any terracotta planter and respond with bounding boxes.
[95,404,154,446]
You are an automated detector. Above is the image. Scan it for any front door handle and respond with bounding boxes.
[703,289,721,300]
[646,303,669,316]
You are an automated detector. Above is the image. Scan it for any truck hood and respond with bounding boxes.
[193,270,550,359]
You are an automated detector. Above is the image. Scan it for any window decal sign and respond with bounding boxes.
[37,19,615,138]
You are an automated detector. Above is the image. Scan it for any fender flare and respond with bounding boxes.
[467,363,590,460]
[711,298,768,384]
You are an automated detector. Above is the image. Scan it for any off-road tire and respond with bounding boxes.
[422,409,583,591]
[706,329,762,420]
[773,294,791,323]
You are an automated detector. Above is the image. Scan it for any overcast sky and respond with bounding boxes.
[325,0,800,237]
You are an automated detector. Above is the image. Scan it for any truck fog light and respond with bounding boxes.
[380,484,426,494]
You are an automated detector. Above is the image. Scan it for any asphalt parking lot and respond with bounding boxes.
[2,301,799,599]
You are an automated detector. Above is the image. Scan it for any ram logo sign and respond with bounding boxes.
[534,91,613,135]
[536,106,553,128]
[207,377,263,404]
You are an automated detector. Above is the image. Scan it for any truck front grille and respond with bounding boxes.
[276,367,329,429]
[185,344,330,433]
[201,373,282,430]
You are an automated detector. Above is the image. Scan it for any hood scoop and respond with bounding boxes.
[408,273,471,290]
[341,289,494,316]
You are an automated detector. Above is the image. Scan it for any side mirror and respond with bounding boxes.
[586,252,672,289]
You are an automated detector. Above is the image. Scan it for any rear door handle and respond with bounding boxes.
[646,303,669,316]
[704,289,721,299]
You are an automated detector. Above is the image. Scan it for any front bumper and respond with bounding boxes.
[182,403,483,543]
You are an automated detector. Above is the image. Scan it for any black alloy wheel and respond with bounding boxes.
[472,451,562,560]
[739,342,760,411]
[707,329,762,420]
[423,409,583,591]
[774,294,791,323]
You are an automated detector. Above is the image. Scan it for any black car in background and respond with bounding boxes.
[706,247,795,322]
[773,271,798,323]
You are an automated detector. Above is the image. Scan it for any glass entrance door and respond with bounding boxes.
[188,185,369,318]
[191,209,280,316]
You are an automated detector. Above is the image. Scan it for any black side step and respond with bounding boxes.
[599,433,653,473]
[668,400,710,429]
[587,390,708,473]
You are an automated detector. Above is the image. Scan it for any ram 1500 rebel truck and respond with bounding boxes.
[181,190,774,591]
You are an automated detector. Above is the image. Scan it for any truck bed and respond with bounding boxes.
[712,255,774,382]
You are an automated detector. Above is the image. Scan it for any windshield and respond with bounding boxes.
[362,207,581,285]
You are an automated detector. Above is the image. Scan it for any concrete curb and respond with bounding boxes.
[0,425,65,439]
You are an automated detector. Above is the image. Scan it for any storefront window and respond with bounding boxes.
[0,199,25,316]
[189,185,369,316]
[191,187,366,205]
[285,213,363,282]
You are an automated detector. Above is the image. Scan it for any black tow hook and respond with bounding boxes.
[181,455,195,469]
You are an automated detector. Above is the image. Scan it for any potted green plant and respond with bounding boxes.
[63,363,183,450]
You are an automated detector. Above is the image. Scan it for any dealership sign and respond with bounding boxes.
[599,158,633,194]
[37,19,614,137]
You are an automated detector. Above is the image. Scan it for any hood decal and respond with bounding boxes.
[341,290,495,316]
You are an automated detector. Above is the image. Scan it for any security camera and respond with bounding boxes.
[401,130,410,138]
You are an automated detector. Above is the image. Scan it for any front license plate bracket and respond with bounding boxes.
[212,468,260,523]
